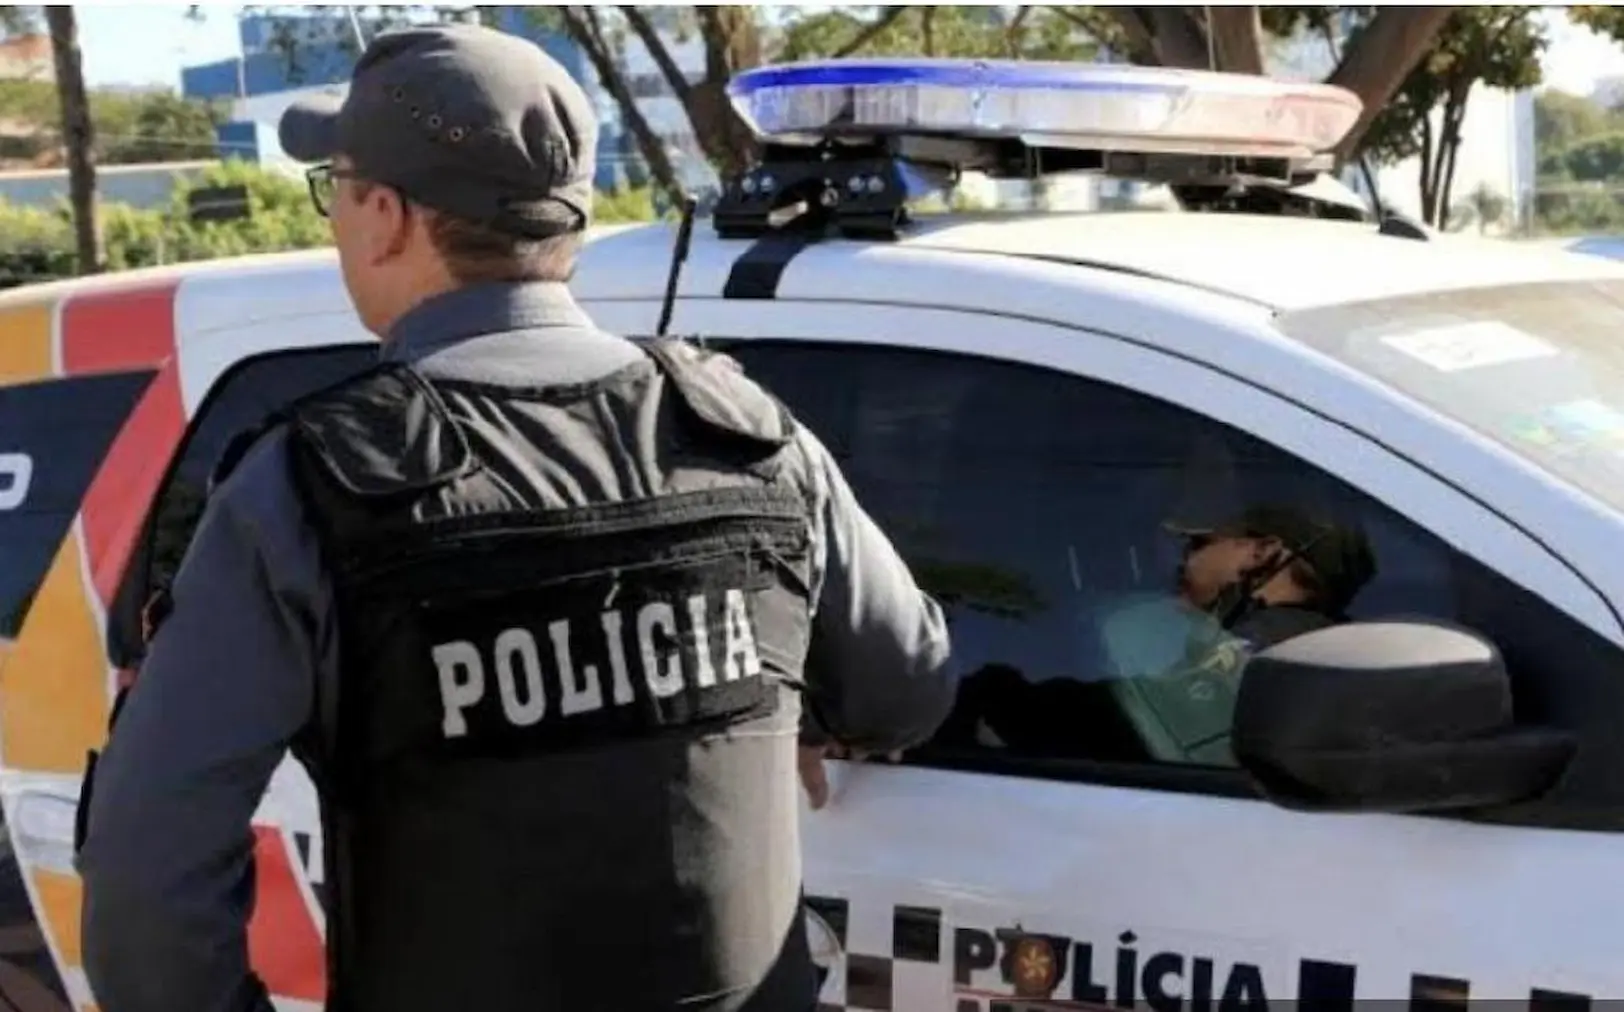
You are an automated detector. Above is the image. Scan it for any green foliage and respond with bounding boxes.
[1536,89,1615,152]
[775,5,1098,62]
[1359,7,1546,167]
[0,79,225,165]
[0,162,331,280]
[1569,6,1624,50]
[1545,131,1624,184]
[1533,185,1624,235]
[592,185,657,223]
[0,155,665,284]
[106,91,228,164]
[1529,68,1624,234]
[1448,181,1508,235]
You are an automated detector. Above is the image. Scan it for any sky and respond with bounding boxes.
[73,2,1624,97]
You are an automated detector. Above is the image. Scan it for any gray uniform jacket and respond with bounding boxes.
[76,281,955,1012]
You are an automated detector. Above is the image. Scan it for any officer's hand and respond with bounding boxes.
[798,745,832,811]
[798,744,904,811]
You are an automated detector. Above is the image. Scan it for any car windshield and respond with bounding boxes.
[1276,279,1624,512]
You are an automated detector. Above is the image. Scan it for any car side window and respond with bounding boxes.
[109,345,376,661]
[723,341,1619,789]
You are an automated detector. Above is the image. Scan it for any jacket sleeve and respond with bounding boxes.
[77,432,333,1012]
[791,423,957,753]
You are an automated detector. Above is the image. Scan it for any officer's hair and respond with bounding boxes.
[425,212,584,284]
[346,179,581,283]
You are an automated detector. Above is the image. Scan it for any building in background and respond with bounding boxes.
[180,7,713,196]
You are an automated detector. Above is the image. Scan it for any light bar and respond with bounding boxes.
[728,59,1363,160]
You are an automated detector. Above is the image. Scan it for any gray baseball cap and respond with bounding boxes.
[278,22,596,238]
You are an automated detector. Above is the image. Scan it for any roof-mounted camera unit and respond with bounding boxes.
[713,58,1369,240]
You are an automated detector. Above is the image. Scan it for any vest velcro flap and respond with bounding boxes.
[644,340,792,455]
[291,364,477,498]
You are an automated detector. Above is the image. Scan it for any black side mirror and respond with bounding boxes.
[1232,619,1575,814]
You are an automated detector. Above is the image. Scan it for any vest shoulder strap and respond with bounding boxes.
[642,339,795,457]
[287,362,478,498]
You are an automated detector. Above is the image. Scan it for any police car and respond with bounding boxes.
[3,58,1624,1010]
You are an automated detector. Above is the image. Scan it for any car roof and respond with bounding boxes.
[6,212,1622,333]
[902,213,1624,310]
[575,211,1624,314]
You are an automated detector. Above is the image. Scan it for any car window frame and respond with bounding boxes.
[712,333,1624,828]
[592,295,1615,642]
[107,343,377,664]
[589,293,1624,827]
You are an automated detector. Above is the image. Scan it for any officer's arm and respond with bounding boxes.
[794,425,955,754]
[78,434,329,1012]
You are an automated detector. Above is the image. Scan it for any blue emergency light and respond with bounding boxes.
[727,58,1363,161]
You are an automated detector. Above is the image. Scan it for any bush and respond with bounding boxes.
[1531,183,1624,235]
[593,186,658,223]
[0,80,224,166]
[0,164,662,284]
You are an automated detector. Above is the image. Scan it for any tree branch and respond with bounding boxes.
[1435,83,1472,229]
[1328,6,1459,161]
[1418,113,1436,223]
[558,6,684,206]
[921,6,937,57]
[831,5,909,59]
[1005,6,1033,58]
[619,6,691,102]
[1055,7,1154,63]
[44,5,101,274]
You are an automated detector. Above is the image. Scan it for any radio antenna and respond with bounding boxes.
[656,194,698,338]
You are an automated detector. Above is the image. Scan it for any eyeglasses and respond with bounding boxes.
[305,162,362,217]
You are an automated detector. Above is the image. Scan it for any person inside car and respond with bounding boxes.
[1103,504,1378,680]
[936,504,1378,764]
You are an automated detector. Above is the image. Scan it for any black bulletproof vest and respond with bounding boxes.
[281,339,818,1012]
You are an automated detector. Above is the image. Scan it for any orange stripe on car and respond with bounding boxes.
[1,532,110,773]
[0,301,53,386]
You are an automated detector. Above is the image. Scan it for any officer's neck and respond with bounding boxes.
[372,273,461,345]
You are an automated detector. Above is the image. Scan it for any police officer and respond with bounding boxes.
[1134,503,1379,668]
[77,23,954,1012]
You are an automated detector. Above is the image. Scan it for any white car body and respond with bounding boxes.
[4,209,1624,1010]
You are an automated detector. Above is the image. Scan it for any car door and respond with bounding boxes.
[1,342,374,1012]
[594,297,1624,1008]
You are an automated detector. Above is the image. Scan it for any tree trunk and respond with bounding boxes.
[683,80,758,177]
[1418,115,1437,224]
[45,6,102,275]
[1434,88,1471,232]
[1208,6,1265,74]
[684,5,761,177]
[1142,8,1211,69]
[1328,6,1459,163]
